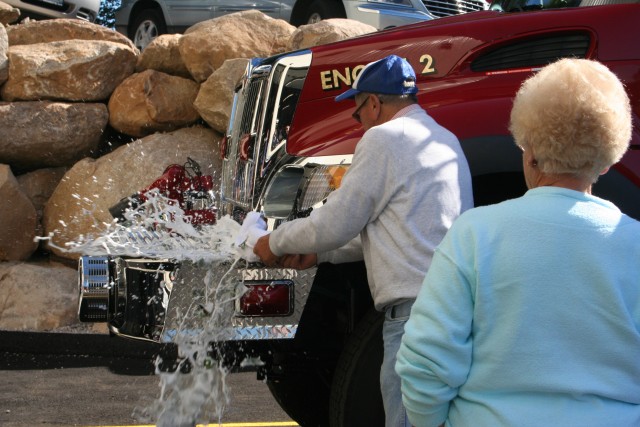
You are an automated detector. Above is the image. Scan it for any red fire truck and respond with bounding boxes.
[78,2,640,425]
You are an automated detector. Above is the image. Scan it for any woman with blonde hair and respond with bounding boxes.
[396,58,640,427]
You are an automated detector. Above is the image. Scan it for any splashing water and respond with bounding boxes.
[135,259,244,427]
[67,189,241,263]
[60,190,254,426]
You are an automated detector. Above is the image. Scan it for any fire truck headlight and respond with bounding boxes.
[298,164,350,211]
[263,166,304,218]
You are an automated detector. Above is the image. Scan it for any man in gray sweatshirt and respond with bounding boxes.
[254,54,473,427]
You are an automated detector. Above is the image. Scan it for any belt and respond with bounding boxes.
[388,299,415,320]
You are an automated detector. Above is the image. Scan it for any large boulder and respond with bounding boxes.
[42,126,223,260]
[6,18,138,51]
[108,69,200,137]
[0,164,38,261]
[0,101,108,171]
[0,2,19,26]
[0,260,79,331]
[179,10,295,82]
[194,58,249,134]
[17,167,67,237]
[288,19,377,50]
[1,40,137,101]
[0,23,7,84]
[136,34,191,78]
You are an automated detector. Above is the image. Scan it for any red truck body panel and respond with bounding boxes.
[286,5,640,186]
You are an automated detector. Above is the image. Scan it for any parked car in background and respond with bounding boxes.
[115,0,488,50]
[4,0,100,22]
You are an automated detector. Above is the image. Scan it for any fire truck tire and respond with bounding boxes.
[329,307,385,427]
[302,0,346,24]
[267,371,330,426]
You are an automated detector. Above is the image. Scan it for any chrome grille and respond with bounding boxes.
[220,52,312,217]
[221,66,267,211]
[78,256,111,322]
[423,0,486,17]
[79,256,110,295]
[240,79,263,135]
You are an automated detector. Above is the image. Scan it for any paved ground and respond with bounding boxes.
[0,331,295,427]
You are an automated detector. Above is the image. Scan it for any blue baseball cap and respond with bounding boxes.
[335,54,418,102]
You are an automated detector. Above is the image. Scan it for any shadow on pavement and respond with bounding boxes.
[0,330,176,375]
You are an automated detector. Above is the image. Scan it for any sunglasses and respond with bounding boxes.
[352,97,369,123]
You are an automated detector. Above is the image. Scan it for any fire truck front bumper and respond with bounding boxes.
[77,255,316,343]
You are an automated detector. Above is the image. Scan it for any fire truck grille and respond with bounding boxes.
[239,79,262,135]
[222,76,265,210]
[423,0,486,17]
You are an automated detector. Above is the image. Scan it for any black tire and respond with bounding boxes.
[263,262,373,427]
[329,308,385,427]
[129,8,166,51]
[267,371,331,427]
[302,0,346,25]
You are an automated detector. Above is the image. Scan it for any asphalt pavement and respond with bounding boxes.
[0,330,295,427]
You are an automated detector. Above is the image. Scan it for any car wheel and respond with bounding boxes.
[303,0,346,24]
[329,307,385,427]
[130,8,166,51]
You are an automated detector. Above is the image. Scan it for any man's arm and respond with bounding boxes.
[280,253,318,269]
[253,234,319,269]
[253,234,280,266]
[266,129,397,258]
[254,230,362,268]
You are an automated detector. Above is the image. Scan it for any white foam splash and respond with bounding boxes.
[66,190,241,263]
[63,190,256,426]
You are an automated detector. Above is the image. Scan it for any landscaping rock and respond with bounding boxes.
[17,167,67,237]
[136,33,191,78]
[0,101,108,171]
[288,18,376,50]
[0,1,19,26]
[42,126,222,260]
[6,18,138,51]
[108,69,200,137]
[0,23,7,84]
[0,164,38,261]
[1,40,137,101]
[195,58,249,134]
[179,10,295,82]
[0,260,79,330]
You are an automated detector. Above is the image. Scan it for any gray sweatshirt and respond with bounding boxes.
[269,105,473,310]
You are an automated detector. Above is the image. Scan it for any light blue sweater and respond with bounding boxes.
[396,186,640,427]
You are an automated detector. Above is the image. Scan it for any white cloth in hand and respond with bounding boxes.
[235,211,268,262]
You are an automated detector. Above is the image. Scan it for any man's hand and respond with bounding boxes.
[280,253,318,270]
[253,234,280,267]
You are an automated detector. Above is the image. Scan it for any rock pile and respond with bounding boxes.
[0,7,376,331]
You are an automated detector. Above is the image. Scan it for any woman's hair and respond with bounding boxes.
[509,58,631,182]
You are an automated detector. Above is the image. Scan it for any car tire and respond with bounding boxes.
[129,8,166,51]
[329,307,385,427]
[302,0,346,24]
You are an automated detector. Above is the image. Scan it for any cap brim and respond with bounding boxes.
[335,88,359,102]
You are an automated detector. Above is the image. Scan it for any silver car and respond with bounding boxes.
[115,0,488,50]
[4,0,100,22]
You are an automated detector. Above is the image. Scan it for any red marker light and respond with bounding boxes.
[238,281,293,317]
